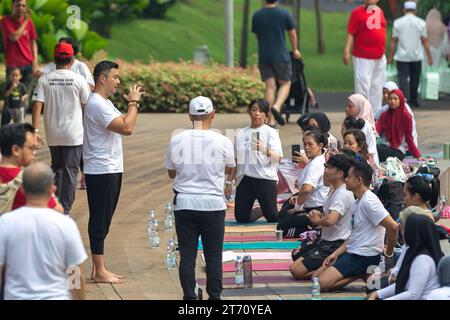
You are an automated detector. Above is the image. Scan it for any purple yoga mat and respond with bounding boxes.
[224,235,301,242]
[197,275,303,286]
[223,262,291,272]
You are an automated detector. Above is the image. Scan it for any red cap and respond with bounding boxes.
[54,43,74,60]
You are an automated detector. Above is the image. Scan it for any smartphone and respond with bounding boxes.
[252,131,260,151]
[292,144,301,162]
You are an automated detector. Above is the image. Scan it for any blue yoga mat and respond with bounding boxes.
[225,220,278,226]
[198,241,300,250]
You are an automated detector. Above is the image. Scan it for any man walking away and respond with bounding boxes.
[252,0,301,127]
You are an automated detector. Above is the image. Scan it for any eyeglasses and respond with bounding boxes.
[22,144,37,152]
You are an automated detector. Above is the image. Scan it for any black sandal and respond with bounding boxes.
[270,107,286,126]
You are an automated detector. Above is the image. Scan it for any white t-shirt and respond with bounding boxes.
[83,93,124,174]
[378,254,440,300]
[376,104,418,147]
[0,207,87,300]
[393,13,427,62]
[321,184,355,242]
[33,69,90,146]
[346,190,389,256]
[165,129,236,211]
[40,59,94,87]
[302,153,329,208]
[278,159,304,194]
[362,120,379,166]
[427,287,450,300]
[235,125,283,185]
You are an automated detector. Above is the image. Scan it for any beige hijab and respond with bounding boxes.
[426,9,447,48]
[348,94,376,130]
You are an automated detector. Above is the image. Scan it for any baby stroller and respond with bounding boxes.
[280,54,314,123]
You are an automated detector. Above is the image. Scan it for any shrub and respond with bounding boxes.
[0,57,265,113]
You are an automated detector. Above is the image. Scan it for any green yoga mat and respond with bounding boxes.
[224,220,278,226]
[198,241,300,250]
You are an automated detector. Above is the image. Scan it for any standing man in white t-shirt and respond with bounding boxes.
[387,1,433,109]
[165,96,236,300]
[35,37,95,90]
[32,43,91,215]
[0,162,87,300]
[315,161,398,292]
[83,61,144,284]
[290,154,355,280]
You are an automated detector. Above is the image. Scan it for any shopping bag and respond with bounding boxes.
[386,64,398,83]
[420,66,440,100]
[438,62,450,94]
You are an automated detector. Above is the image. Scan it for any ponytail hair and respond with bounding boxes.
[406,175,439,208]
[343,116,365,131]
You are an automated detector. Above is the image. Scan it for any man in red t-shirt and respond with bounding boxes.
[0,123,63,213]
[344,0,386,115]
[0,0,38,90]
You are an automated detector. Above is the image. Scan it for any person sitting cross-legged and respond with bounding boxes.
[314,161,398,291]
[290,154,355,280]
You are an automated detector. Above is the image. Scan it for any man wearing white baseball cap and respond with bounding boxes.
[388,0,433,108]
[165,96,236,300]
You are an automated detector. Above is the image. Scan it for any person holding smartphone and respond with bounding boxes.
[234,99,283,223]
[278,128,329,238]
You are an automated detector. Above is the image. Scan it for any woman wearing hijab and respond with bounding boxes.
[375,82,418,145]
[368,213,443,300]
[345,94,379,166]
[376,89,421,161]
[425,9,449,68]
[427,256,450,300]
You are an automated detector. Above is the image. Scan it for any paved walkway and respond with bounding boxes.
[29,98,450,299]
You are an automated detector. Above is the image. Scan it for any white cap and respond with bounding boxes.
[189,96,213,115]
[404,1,417,10]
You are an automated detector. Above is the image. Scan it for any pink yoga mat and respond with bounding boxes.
[223,262,291,272]
[224,235,301,242]
[197,275,302,286]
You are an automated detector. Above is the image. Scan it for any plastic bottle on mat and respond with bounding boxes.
[311,277,321,300]
[243,255,253,288]
[235,256,244,288]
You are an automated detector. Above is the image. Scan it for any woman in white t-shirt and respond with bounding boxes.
[368,213,443,300]
[346,94,379,166]
[277,128,330,238]
[234,99,283,223]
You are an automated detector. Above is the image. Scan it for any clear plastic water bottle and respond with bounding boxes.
[311,277,321,300]
[379,255,386,272]
[164,203,174,231]
[235,256,244,288]
[166,241,176,269]
[150,220,160,248]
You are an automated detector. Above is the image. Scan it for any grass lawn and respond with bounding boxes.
[106,0,392,92]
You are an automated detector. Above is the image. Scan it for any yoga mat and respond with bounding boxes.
[222,262,291,272]
[225,220,278,226]
[198,241,300,250]
[197,275,302,286]
[221,285,366,297]
[281,296,365,301]
[224,234,279,242]
[201,251,293,262]
[225,225,277,233]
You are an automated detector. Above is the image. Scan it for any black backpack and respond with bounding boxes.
[374,179,405,221]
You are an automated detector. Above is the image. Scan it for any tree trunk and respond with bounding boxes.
[292,0,301,50]
[239,0,250,68]
[314,0,325,54]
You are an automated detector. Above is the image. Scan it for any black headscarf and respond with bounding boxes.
[308,112,331,134]
[296,114,311,131]
[395,213,444,294]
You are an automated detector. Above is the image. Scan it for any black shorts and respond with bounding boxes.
[258,62,292,82]
[300,239,345,271]
[333,252,381,279]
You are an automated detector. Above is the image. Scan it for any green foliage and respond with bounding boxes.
[0,0,107,61]
[105,60,264,113]
[69,0,149,37]
[417,0,450,19]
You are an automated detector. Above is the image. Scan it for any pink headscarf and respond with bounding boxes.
[348,94,376,130]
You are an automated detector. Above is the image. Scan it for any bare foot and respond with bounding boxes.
[93,271,125,284]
